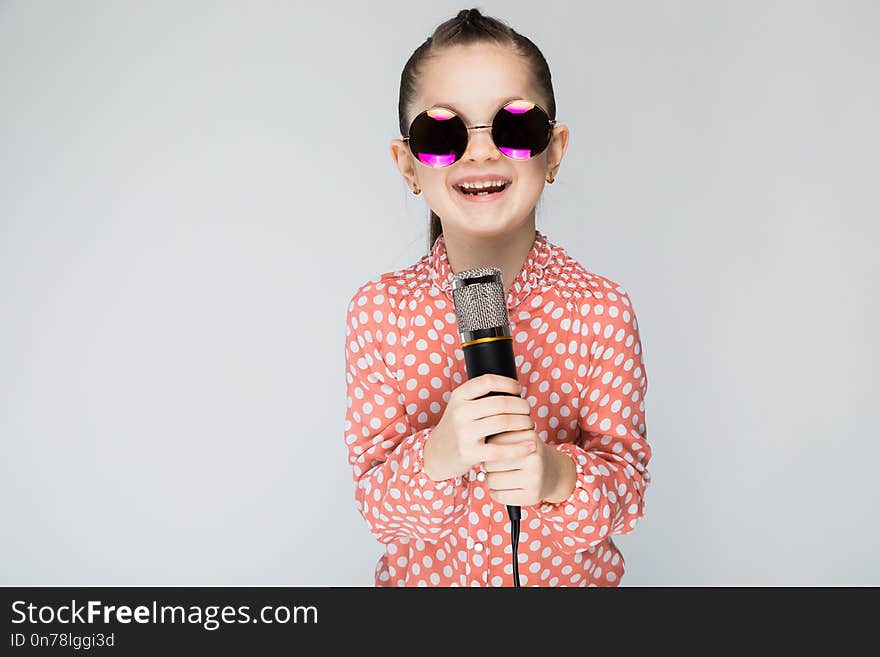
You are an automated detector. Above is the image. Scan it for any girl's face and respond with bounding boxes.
[390,43,569,240]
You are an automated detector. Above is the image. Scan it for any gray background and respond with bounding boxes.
[2,1,877,586]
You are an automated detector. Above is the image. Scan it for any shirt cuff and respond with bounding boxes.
[539,442,586,513]
[411,427,463,488]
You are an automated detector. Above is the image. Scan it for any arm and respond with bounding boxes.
[343,285,469,544]
[534,289,652,554]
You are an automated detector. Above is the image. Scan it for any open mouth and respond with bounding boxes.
[453,181,511,203]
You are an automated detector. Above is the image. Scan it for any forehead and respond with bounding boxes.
[417,44,537,119]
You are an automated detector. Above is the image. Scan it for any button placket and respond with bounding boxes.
[467,476,492,585]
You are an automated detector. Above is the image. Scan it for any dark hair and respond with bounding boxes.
[397,8,557,252]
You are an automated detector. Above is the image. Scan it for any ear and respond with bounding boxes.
[390,138,417,186]
[546,124,570,176]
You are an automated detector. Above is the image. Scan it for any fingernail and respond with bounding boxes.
[528,442,537,452]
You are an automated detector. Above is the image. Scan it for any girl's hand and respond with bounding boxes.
[422,374,536,482]
[482,429,578,507]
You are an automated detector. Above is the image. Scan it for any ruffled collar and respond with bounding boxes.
[428,229,555,309]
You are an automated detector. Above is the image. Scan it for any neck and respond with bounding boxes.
[442,218,538,298]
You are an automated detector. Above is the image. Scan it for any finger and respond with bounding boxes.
[489,489,531,507]
[483,456,531,473]
[485,428,536,445]
[453,373,521,403]
[482,437,536,470]
[466,394,532,422]
[486,469,525,490]
[481,440,536,466]
[483,450,537,473]
[472,413,534,440]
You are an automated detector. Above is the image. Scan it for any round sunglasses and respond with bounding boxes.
[403,99,557,168]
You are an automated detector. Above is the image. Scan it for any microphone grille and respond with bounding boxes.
[451,267,510,333]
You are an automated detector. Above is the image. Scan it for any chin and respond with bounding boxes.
[445,214,530,239]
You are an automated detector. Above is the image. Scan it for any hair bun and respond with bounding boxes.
[457,8,481,23]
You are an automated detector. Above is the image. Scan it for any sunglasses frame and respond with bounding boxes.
[402,98,558,167]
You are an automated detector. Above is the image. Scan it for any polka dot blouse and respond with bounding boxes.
[343,229,651,586]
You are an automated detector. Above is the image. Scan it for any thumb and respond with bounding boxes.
[504,441,536,460]
[486,441,534,463]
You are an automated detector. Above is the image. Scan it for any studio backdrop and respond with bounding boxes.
[1,0,878,586]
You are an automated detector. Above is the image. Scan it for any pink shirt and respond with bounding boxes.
[343,230,651,586]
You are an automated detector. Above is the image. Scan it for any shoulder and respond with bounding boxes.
[544,240,640,323]
[345,253,432,326]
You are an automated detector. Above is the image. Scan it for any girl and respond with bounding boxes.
[343,8,652,587]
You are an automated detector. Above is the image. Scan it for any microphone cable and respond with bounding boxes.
[507,504,521,587]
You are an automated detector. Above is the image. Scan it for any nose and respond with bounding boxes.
[462,126,501,162]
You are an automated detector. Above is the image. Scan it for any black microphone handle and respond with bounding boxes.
[462,338,521,523]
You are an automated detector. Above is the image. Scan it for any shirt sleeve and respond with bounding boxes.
[343,283,469,544]
[533,288,652,554]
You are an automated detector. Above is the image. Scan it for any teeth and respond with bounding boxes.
[457,180,509,190]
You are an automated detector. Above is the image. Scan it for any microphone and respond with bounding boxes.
[451,266,522,588]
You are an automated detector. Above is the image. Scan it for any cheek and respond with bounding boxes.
[423,176,454,200]
[512,161,547,192]
[522,176,546,193]
[510,174,546,203]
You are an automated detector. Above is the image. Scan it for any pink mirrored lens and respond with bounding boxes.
[417,152,458,166]
[498,146,532,159]
[427,108,456,120]
[503,100,534,115]
[410,108,463,167]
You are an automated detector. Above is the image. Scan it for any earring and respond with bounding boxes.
[546,174,555,184]
[412,185,420,195]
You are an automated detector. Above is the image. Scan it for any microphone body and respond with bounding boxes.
[451,267,523,586]
[461,338,521,525]
[462,339,518,384]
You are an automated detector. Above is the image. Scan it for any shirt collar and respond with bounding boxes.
[428,229,555,309]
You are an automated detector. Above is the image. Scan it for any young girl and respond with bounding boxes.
[343,8,652,587]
